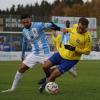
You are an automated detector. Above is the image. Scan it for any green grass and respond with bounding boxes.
[0,61,100,100]
[97,25,100,38]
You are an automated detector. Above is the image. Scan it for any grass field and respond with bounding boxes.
[0,60,100,100]
[97,25,100,38]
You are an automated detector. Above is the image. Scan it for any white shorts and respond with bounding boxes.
[23,52,52,68]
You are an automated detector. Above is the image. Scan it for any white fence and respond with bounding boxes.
[81,51,100,60]
[0,51,21,61]
[0,51,100,61]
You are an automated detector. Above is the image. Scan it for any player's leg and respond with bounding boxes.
[39,53,78,82]
[39,59,54,93]
[68,65,78,77]
[1,63,29,93]
[38,66,57,85]
[1,52,37,93]
[39,67,61,93]
[39,52,61,92]
[38,52,60,84]
[47,68,61,82]
[43,60,53,77]
[10,63,29,91]
[37,53,54,84]
[39,58,79,93]
[47,60,79,83]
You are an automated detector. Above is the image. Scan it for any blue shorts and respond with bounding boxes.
[49,52,79,74]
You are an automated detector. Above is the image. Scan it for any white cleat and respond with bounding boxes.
[69,67,78,77]
[1,89,14,93]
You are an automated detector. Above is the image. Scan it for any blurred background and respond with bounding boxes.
[0,0,100,60]
[0,1,100,100]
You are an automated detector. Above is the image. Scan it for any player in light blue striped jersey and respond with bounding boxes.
[1,14,60,93]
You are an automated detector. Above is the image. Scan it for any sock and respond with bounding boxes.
[10,71,23,90]
[45,69,51,78]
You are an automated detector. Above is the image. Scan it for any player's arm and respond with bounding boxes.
[52,31,62,50]
[52,31,61,44]
[52,32,57,45]
[64,34,92,53]
[51,31,57,51]
[61,27,72,34]
[42,22,61,31]
[75,34,92,55]
[22,34,27,61]
[61,24,78,34]
[51,30,76,51]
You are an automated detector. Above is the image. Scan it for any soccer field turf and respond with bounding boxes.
[0,60,100,100]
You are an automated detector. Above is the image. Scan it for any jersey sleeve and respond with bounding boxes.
[44,23,65,30]
[64,24,78,33]
[52,32,61,49]
[34,22,51,32]
[44,23,52,29]
[37,22,58,31]
[52,31,58,45]
[22,31,27,59]
[75,33,92,55]
[52,35,57,45]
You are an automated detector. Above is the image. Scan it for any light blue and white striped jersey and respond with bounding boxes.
[55,23,70,45]
[61,33,70,45]
[22,22,52,58]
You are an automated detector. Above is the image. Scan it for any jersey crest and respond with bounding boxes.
[76,39,81,43]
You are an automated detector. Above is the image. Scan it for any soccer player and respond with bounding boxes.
[38,20,77,85]
[1,14,60,93]
[39,17,93,92]
[63,20,77,77]
[52,20,78,77]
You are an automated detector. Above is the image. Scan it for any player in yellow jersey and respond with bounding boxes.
[52,20,78,77]
[39,17,92,93]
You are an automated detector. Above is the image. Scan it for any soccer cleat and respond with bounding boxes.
[38,77,46,85]
[1,89,14,93]
[39,82,46,93]
[69,67,77,77]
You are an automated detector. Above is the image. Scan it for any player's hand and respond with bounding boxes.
[64,45,75,51]
[61,28,68,34]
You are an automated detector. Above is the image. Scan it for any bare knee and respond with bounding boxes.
[18,63,29,73]
[43,60,52,70]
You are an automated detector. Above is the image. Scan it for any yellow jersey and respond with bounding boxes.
[52,25,92,60]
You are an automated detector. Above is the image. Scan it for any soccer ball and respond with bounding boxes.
[45,82,59,94]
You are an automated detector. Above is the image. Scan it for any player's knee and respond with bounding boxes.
[18,63,29,73]
[43,63,48,70]
[43,60,52,70]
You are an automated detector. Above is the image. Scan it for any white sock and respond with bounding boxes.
[69,66,77,77]
[11,71,23,90]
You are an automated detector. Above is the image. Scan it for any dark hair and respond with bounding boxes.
[66,20,70,28]
[20,14,31,20]
[78,17,89,27]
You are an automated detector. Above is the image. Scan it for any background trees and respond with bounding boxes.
[0,0,99,21]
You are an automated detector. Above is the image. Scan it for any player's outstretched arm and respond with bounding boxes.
[50,22,61,31]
